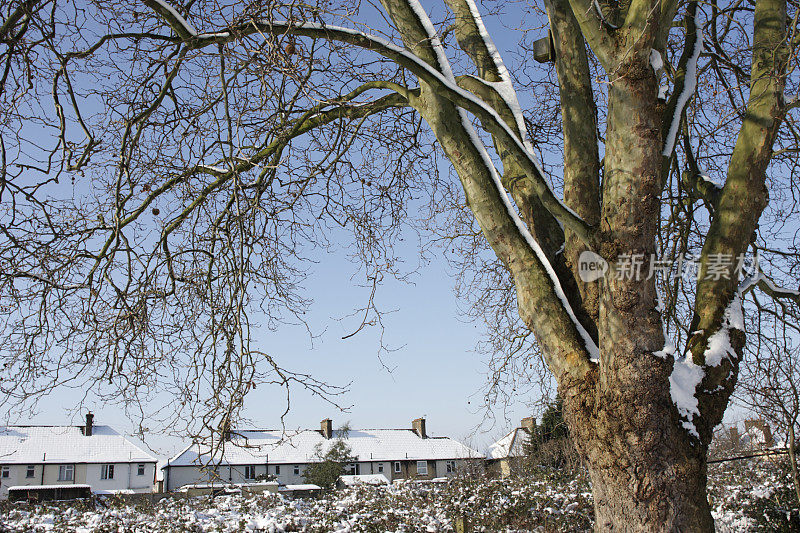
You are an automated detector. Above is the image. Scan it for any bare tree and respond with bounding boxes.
[1,0,800,529]
[738,318,800,507]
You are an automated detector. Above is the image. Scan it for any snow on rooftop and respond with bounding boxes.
[486,428,528,460]
[8,484,92,491]
[0,426,157,465]
[166,428,483,467]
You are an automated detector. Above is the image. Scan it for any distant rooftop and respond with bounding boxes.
[166,428,483,467]
[486,427,529,460]
[0,425,157,465]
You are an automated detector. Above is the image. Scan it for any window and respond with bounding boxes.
[101,464,115,480]
[345,463,358,475]
[446,460,456,474]
[244,465,256,480]
[293,465,300,476]
[377,464,383,473]
[416,460,428,476]
[137,464,145,476]
[58,465,74,481]
[26,465,35,478]
[1,466,9,478]
[393,461,401,473]
[275,465,280,475]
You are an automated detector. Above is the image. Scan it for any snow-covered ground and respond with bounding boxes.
[0,458,796,532]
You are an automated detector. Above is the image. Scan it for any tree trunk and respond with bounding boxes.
[556,62,716,532]
[587,448,714,532]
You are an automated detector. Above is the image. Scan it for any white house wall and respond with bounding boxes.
[164,459,471,492]
[0,462,156,499]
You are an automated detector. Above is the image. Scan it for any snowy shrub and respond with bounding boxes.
[0,458,795,531]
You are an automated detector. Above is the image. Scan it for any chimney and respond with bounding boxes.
[85,412,94,437]
[763,424,775,447]
[412,417,426,439]
[745,418,775,448]
[729,426,740,448]
[321,418,333,439]
[520,416,536,434]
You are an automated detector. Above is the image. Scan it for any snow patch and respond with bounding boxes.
[669,356,704,438]
[653,289,676,359]
[703,293,743,367]
[699,172,722,190]
[669,292,744,438]
[649,49,663,73]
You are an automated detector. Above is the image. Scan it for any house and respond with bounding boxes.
[485,417,535,477]
[162,418,482,491]
[0,413,158,500]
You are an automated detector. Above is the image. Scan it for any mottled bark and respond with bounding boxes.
[690,0,789,431]
[546,0,602,322]
[565,55,717,531]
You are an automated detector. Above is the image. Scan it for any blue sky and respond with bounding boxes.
[20,238,534,458]
[8,1,544,460]
[4,0,769,460]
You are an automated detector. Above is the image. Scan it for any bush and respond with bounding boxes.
[303,424,356,489]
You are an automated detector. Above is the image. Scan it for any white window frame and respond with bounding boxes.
[275,464,280,475]
[377,464,383,473]
[293,465,300,476]
[26,465,35,478]
[393,461,401,473]
[446,460,456,473]
[1,465,10,478]
[244,465,256,480]
[416,460,428,476]
[101,464,114,480]
[58,465,74,481]
[137,464,145,476]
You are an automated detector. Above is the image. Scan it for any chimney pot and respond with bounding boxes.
[520,417,536,434]
[85,412,94,436]
[321,418,333,439]
[412,417,426,439]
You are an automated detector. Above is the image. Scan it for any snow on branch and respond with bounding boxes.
[669,277,752,439]
[143,0,231,40]
[593,0,619,29]
[462,0,533,153]
[142,4,593,243]
[143,1,599,359]
[144,0,197,38]
[408,0,599,360]
[741,271,800,302]
[662,32,703,157]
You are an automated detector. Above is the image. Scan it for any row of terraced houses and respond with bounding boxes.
[0,413,530,500]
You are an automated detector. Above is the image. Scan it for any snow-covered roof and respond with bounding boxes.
[339,473,390,486]
[165,428,483,467]
[486,428,529,460]
[8,484,92,491]
[0,426,157,465]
